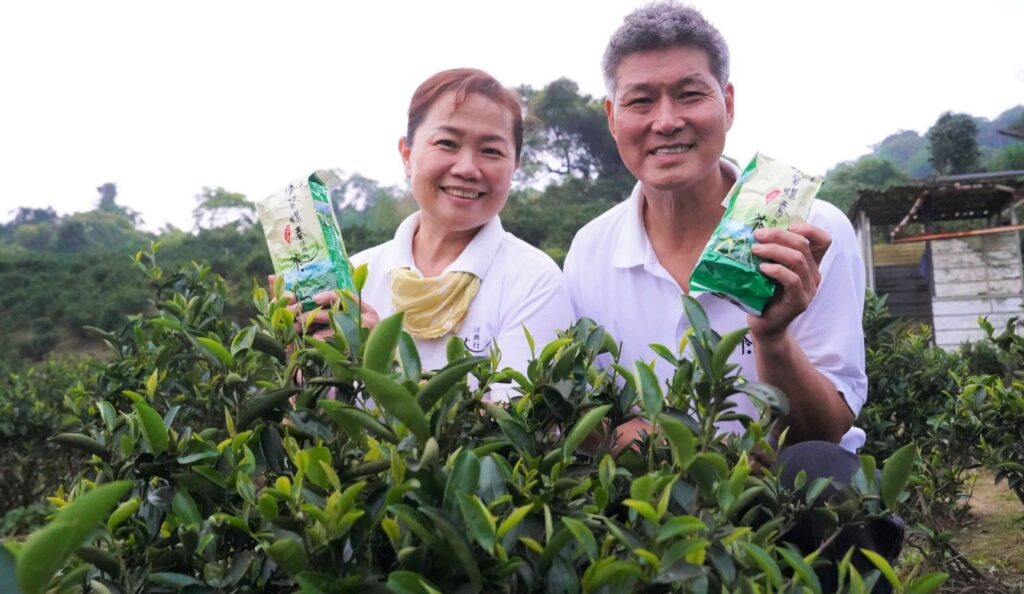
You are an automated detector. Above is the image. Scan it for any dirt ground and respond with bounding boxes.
[949,471,1024,592]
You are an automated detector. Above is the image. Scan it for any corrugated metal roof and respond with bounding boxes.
[848,170,1024,226]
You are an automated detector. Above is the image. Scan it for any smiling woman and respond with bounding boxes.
[339,69,574,384]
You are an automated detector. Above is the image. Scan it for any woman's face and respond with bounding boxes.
[400,92,517,235]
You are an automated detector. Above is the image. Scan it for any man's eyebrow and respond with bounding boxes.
[618,74,715,95]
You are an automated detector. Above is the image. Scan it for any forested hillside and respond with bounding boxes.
[1,77,1021,370]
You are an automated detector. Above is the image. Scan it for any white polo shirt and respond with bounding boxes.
[352,212,575,382]
[563,167,868,452]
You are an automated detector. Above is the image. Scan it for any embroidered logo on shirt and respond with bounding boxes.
[740,336,753,355]
[464,327,492,353]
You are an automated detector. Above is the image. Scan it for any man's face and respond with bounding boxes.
[605,45,734,194]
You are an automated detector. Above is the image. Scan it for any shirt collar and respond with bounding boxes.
[390,211,504,278]
[611,158,742,270]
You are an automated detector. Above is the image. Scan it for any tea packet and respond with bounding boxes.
[689,153,823,315]
[256,170,355,311]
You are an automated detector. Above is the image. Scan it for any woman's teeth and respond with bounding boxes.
[444,188,481,199]
[652,144,694,155]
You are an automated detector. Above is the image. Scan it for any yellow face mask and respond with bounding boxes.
[389,268,481,340]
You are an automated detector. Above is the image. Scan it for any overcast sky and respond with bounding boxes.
[1,0,1022,231]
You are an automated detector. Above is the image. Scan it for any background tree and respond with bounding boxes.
[192,186,256,230]
[519,79,629,184]
[94,183,142,225]
[818,157,911,213]
[928,112,981,175]
[873,130,934,178]
[985,143,1024,172]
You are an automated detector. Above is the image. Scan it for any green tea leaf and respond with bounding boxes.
[660,416,696,470]
[97,401,117,431]
[419,507,482,590]
[648,344,678,366]
[561,517,598,561]
[635,361,663,419]
[582,558,645,592]
[712,327,748,375]
[363,312,404,373]
[319,401,399,444]
[294,446,332,489]
[251,331,287,363]
[356,368,429,442]
[229,325,256,356]
[904,573,948,594]
[389,504,439,547]
[456,493,497,553]
[304,336,347,366]
[859,548,899,591]
[682,295,711,336]
[147,573,203,588]
[105,497,139,531]
[49,433,109,461]
[145,369,159,398]
[398,332,422,382]
[76,546,121,578]
[444,450,481,509]
[881,443,918,510]
[497,418,537,456]
[735,382,789,417]
[387,571,442,594]
[133,402,168,455]
[777,546,822,594]
[172,491,202,526]
[446,335,468,362]
[16,481,132,594]
[739,542,783,588]
[562,404,612,459]
[538,338,572,366]
[656,515,706,543]
[352,263,369,292]
[623,499,660,524]
[416,356,487,412]
[496,504,534,538]
[266,539,307,574]
[196,336,234,368]
[236,388,303,429]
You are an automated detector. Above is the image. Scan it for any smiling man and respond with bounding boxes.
[562,2,900,589]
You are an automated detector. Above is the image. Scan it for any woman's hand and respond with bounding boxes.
[747,223,831,341]
[292,291,381,339]
[269,275,381,338]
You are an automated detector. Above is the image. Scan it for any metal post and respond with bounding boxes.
[857,209,875,292]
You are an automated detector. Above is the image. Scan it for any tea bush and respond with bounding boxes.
[858,294,1024,577]
[0,358,99,517]
[0,255,943,594]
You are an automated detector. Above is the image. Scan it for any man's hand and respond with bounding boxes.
[579,417,651,457]
[745,223,853,443]
[748,223,831,340]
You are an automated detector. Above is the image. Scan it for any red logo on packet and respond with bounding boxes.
[284,224,292,244]
[765,189,780,204]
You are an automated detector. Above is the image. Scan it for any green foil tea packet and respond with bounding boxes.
[689,153,823,316]
[256,170,355,312]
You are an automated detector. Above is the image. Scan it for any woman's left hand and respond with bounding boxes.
[747,223,831,340]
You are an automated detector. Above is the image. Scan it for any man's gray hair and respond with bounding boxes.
[602,1,730,97]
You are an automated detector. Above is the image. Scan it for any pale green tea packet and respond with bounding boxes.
[689,153,823,315]
[256,170,355,311]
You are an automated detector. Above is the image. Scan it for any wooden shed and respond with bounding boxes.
[848,171,1024,348]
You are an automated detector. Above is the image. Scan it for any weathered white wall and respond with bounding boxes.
[931,231,1024,349]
